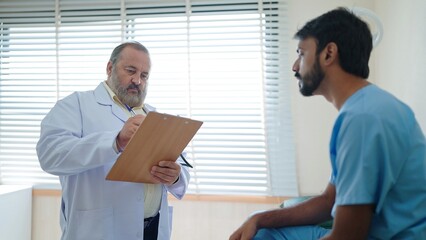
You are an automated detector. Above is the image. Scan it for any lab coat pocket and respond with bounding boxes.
[70,208,114,240]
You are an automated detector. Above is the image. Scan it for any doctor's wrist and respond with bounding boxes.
[115,137,125,152]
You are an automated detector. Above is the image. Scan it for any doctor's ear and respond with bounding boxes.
[106,61,113,76]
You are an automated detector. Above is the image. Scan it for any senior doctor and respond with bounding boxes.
[36,41,190,240]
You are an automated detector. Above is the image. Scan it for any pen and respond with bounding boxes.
[127,104,193,168]
[125,104,137,116]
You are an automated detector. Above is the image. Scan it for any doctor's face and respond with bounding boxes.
[107,46,151,107]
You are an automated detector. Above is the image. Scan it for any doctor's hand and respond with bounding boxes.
[116,115,146,151]
[151,161,181,185]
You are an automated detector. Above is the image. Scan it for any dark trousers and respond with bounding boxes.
[144,213,160,240]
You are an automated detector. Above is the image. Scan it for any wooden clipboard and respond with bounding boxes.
[106,111,203,183]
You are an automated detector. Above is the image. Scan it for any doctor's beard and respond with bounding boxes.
[110,72,146,107]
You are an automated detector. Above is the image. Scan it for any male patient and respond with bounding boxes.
[229,7,426,240]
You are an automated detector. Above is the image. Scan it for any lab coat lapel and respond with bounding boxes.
[93,83,128,123]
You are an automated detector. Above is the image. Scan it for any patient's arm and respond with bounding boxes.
[321,204,374,240]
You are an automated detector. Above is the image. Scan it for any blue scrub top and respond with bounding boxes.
[329,84,426,239]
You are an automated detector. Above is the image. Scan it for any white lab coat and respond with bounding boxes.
[36,83,190,240]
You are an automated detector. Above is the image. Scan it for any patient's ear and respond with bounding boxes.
[322,42,338,65]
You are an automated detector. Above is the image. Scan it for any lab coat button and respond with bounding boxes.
[137,231,142,238]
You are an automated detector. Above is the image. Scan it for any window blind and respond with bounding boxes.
[0,0,298,196]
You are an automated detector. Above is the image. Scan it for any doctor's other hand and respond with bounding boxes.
[229,214,260,240]
[151,160,181,185]
[116,115,146,151]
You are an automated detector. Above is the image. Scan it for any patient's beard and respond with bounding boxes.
[296,57,324,97]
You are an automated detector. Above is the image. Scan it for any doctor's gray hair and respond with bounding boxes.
[109,41,150,66]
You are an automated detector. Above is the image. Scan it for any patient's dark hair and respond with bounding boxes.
[294,7,373,78]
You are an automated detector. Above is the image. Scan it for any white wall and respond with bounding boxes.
[32,193,62,240]
[374,0,426,133]
[0,185,32,240]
